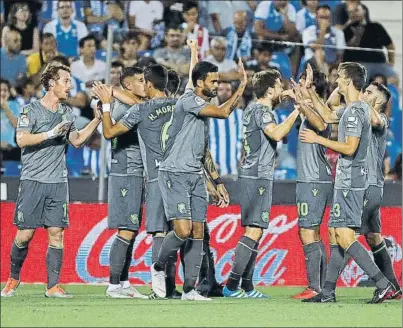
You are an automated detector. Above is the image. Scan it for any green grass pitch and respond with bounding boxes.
[1,285,401,327]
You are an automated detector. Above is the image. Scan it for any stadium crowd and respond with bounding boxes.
[0,0,401,181]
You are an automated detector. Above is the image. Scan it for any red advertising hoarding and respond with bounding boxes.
[1,203,401,286]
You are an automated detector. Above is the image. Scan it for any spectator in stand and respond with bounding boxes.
[153,24,190,77]
[296,0,318,33]
[207,0,252,35]
[0,28,26,85]
[14,76,37,107]
[1,3,39,56]
[205,37,240,81]
[226,11,253,62]
[327,63,339,95]
[26,33,58,78]
[83,0,124,40]
[39,0,85,26]
[209,80,243,177]
[163,1,185,27]
[342,4,397,84]
[182,1,210,60]
[128,0,163,34]
[71,35,107,87]
[302,5,345,67]
[43,1,88,59]
[110,61,124,87]
[254,0,298,50]
[0,78,20,166]
[117,31,139,67]
[332,0,369,30]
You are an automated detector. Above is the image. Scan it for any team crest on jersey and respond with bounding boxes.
[194,96,205,106]
[312,189,318,197]
[261,211,269,223]
[130,214,139,225]
[258,187,265,196]
[342,190,349,198]
[364,199,368,207]
[17,211,24,223]
[262,112,272,124]
[18,115,29,127]
[167,180,172,189]
[121,188,128,197]
[177,203,187,214]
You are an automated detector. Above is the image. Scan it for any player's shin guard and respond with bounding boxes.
[226,236,258,291]
[346,241,390,289]
[183,238,203,293]
[322,244,345,296]
[10,240,29,281]
[303,242,322,293]
[109,236,131,285]
[371,240,400,290]
[46,245,63,289]
[120,237,135,283]
[241,244,258,292]
[318,240,327,289]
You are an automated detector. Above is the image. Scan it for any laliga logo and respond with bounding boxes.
[340,236,402,287]
[76,212,298,285]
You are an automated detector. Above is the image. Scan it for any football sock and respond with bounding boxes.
[109,236,130,285]
[10,240,29,281]
[152,236,165,264]
[226,236,257,291]
[241,243,259,292]
[183,238,203,293]
[303,242,321,293]
[154,231,187,271]
[371,240,400,289]
[165,252,177,296]
[119,237,135,282]
[346,241,389,290]
[318,240,327,289]
[46,245,63,289]
[322,244,345,296]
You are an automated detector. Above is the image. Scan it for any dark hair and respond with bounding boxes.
[137,56,157,68]
[370,82,391,108]
[40,32,56,43]
[166,70,181,96]
[0,78,11,91]
[144,64,168,92]
[191,61,219,88]
[41,62,71,91]
[15,76,34,95]
[370,74,387,86]
[57,1,72,9]
[123,30,140,43]
[166,23,184,34]
[52,55,70,67]
[79,35,97,48]
[300,69,328,99]
[7,2,31,27]
[317,4,331,12]
[252,69,281,99]
[338,62,367,91]
[120,66,143,87]
[111,61,124,69]
[184,1,199,13]
[253,41,275,54]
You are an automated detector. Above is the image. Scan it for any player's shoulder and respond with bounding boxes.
[21,100,42,115]
[347,100,369,115]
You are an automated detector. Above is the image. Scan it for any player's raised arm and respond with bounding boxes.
[326,87,343,111]
[263,109,300,142]
[185,39,199,90]
[92,81,144,106]
[199,59,247,119]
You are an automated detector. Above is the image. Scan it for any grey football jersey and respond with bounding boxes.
[334,101,371,190]
[368,113,388,187]
[297,118,332,183]
[238,102,277,180]
[159,89,209,174]
[120,97,177,182]
[110,100,143,177]
[16,100,77,183]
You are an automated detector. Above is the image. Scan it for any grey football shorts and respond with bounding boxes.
[296,182,333,229]
[107,175,143,231]
[328,188,366,229]
[360,185,383,235]
[145,180,169,233]
[158,171,207,223]
[14,180,69,229]
[239,177,273,229]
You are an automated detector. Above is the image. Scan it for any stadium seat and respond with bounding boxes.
[296,56,307,80]
[2,161,21,176]
[271,52,292,80]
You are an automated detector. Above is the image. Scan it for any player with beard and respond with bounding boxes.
[1,62,100,298]
[149,54,247,300]
[300,62,394,304]
[223,69,300,298]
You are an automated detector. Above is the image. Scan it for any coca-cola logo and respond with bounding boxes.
[75,212,299,285]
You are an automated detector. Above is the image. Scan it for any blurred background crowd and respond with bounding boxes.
[0,0,401,181]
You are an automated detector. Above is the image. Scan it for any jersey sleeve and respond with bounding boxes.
[182,92,208,116]
[343,105,364,137]
[255,109,275,131]
[120,104,141,130]
[16,105,35,132]
[336,107,346,119]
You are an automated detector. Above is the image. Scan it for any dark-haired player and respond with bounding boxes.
[224,69,299,298]
[300,62,394,303]
[1,62,100,298]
